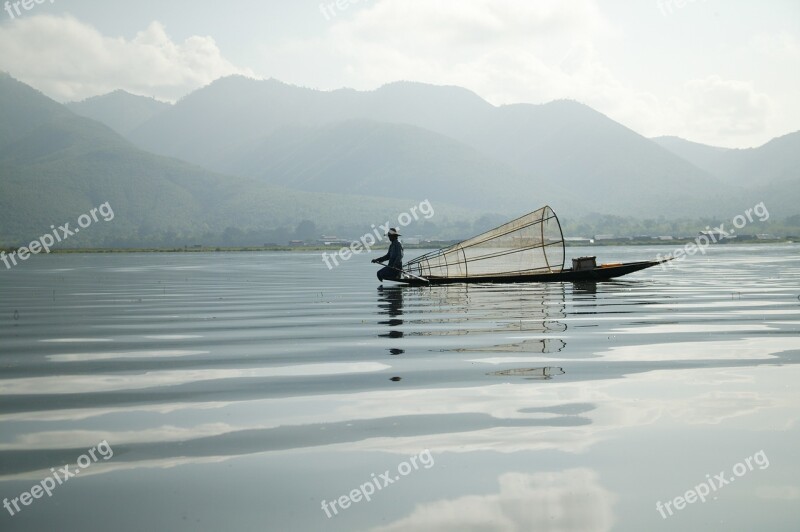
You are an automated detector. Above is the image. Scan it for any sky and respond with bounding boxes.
[0,0,798,148]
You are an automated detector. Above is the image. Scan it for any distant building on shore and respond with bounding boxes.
[318,236,351,246]
[699,230,734,241]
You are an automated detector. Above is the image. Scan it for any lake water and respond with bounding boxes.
[1,245,799,531]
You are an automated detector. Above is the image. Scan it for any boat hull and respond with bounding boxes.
[393,260,666,286]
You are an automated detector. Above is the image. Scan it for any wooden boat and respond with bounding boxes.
[395,259,666,286]
[391,205,668,285]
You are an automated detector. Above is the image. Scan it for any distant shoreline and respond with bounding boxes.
[1,239,795,254]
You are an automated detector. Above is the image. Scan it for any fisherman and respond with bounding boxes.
[371,228,404,282]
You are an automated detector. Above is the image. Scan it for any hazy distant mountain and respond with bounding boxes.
[652,133,800,219]
[67,90,171,135]
[653,133,800,188]
[440,98,731,218]
[220,119,582,214]
[127,77,324,167]
[3,72,796,248]
[127,76,740,219]
[0,74,466,246]
[651,136,731,178]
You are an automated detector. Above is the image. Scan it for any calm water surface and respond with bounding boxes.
[1,245,799,531]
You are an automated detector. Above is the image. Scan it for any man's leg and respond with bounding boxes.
[377,266,393,282]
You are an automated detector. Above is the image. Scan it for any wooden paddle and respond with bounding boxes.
[375,261,429,284]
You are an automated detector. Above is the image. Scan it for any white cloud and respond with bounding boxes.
[756,485,800,501]
[668,75,771,142]
[371,469,616,532]
[0,15,254,102]
[0,4,793,148]
[322,0,614,104]
[260,0,788,148]
[272,0,651,133]
[750,31,800,59]
[258,0,618,105]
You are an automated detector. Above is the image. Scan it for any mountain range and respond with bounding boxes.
[120,76,799,219]
[652,134,800,189]
[1,72,797,247]
[0,73,464,247]
[120,77,725,218]
[66,90,171,136]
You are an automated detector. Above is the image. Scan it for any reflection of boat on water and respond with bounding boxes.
[488,366,566,380]
[377,276,578,362]
[399,283,567,337]
[452,338,567,354]
[394,206,668,285]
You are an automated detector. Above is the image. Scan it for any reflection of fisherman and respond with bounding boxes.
[371,228,404,282]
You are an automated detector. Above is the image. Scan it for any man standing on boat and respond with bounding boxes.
[371,228,404,282]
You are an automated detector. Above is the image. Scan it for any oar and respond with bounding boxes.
[375,261,429,284]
